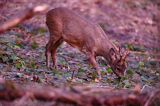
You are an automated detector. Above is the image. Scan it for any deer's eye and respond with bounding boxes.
[117,67,121,71]
[116,65,121,70]
[116,60,121,65]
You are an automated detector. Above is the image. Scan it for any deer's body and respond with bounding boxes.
[46,7,128,79]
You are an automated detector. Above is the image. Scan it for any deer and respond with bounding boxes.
[45,7,129,80]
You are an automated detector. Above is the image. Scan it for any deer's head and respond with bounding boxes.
[109,47,129,77]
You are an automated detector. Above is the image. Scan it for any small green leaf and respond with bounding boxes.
[11,55,20,61]
[139,61,145,68]
[31,27,47,35]
[126,69,134,77]
[28,60,38,69]
[13,45,21,49]
[37,27,47,34]
[107,67,112,74]
[78,68,85,72]
[31,41,39,49]
[88,71,97,80]
[126,44,134,51]
[2,56,9,63]
[15,60,25,69]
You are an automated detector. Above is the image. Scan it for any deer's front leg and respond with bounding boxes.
[88,53,102,80]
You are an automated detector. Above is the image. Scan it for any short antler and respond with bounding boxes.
[122,51,129,60]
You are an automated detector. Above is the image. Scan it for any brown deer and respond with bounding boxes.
[45,7,129,80]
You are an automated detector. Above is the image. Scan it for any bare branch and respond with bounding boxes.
[0,4,48,34]
[0,79,159,106]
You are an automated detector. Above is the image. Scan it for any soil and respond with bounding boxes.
[0,0,159,88]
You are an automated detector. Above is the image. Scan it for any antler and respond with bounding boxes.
[122,50,129,60]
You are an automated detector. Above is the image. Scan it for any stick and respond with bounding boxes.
[0,4,48,34]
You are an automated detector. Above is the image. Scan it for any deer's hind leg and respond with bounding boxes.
[45,35,63,68]
[45,20,63,68]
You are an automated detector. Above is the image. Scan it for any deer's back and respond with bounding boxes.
[46,7,109,54]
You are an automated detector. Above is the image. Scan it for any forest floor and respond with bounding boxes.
[0,0,159,89]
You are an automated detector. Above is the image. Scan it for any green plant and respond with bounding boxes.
[15,59,26,69]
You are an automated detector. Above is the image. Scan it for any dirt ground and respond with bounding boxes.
[0,0,159,88]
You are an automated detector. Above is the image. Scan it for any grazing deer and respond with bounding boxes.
[45,7,129,80]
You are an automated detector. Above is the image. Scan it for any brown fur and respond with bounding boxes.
[45,7,129,79]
